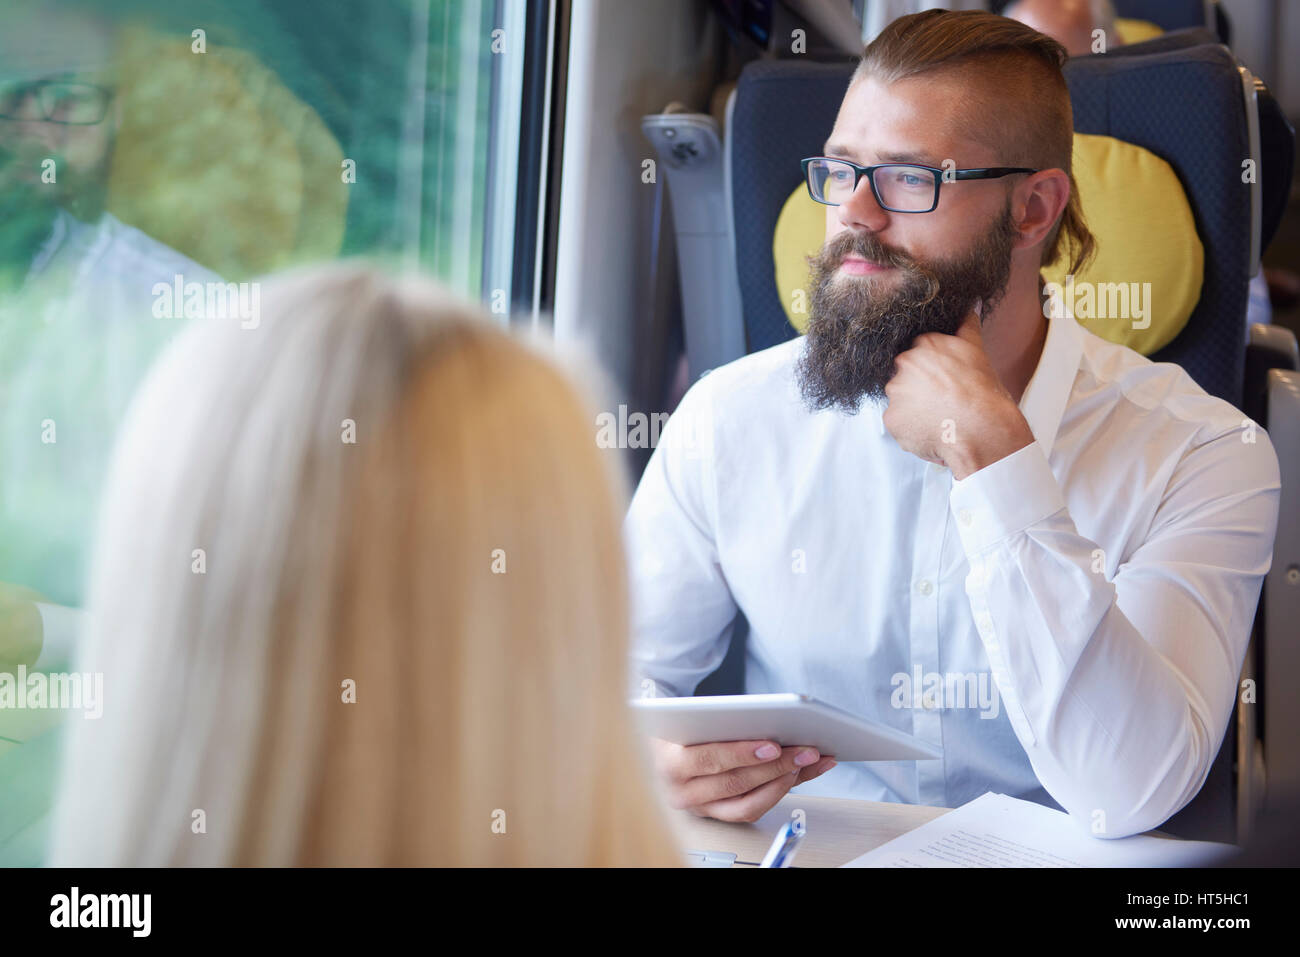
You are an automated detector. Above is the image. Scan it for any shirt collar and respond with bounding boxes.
[25,209,115,286]
[1018,304,1084,459]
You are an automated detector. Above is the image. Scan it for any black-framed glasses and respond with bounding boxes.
[801,157,1038,213]
[0,80,114,126]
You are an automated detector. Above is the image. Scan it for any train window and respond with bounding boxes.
[0,0,533,865]
[0,0,529,611]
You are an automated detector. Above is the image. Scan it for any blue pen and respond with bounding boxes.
[759,817,805,868]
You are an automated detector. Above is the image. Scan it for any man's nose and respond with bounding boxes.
[0,117,61,151]
[836,175,890,233]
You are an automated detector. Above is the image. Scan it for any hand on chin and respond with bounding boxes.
[881,309,1034,480]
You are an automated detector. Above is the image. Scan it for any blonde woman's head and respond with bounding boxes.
[49,263,680,866]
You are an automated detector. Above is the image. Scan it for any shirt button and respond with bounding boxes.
[958,508,974,528]
[916,579,934,597]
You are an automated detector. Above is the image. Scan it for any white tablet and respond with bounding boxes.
[629,693,942,762]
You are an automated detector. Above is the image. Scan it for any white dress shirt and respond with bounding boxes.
[0,209,219,866]
[625,309,1280,838]
[0,208,219,666]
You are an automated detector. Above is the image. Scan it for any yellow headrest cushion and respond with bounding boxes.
[1115,18,1165,45]
[1042,133,1202,353]
[772,183,827,335]
[106,26,348,279]
[772,132,1203,354]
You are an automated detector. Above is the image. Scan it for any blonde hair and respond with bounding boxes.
[49,264,681,866]
[854,9,1096,276]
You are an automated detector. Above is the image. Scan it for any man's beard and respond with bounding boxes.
[795,202,1019,414]
[0,143,111,288]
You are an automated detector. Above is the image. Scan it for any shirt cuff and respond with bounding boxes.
[32,602,85,671]
[949,441,1066,555]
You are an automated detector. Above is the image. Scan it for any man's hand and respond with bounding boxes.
[882,308,1035,480]
[0,581,45,672]
[649,738,837,823]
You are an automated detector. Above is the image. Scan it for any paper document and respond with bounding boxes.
[842,792,1236,867]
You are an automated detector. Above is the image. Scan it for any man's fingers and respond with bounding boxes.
[692,768,801,824]
[661,738,788,782]
[0,581,47,604]
[794,757,837,785]
[0,591,44,670]
[672,746,820,808]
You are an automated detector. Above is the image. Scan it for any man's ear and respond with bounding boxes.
[1012,168,1070,252]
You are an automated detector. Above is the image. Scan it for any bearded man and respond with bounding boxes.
[625,9,1280,838]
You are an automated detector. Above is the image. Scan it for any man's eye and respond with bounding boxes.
[888,170,935,191]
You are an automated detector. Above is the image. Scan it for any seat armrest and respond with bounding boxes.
[1245,323,1299,424]
[1249,322,1300,369]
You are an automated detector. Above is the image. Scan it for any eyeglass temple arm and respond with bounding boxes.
[952,167,1039,179]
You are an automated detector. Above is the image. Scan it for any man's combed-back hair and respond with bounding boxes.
[854,9,1096,277]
